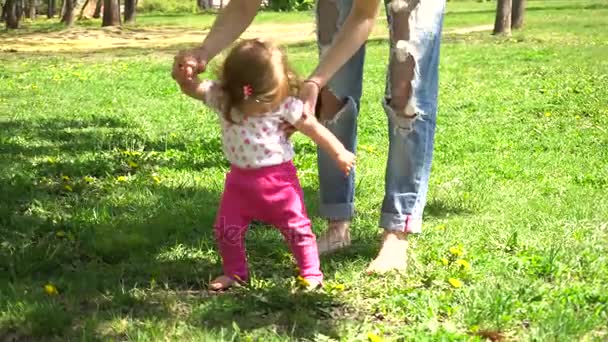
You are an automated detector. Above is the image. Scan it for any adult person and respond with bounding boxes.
[172,0,446,273]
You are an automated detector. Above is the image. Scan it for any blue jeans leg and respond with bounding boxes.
[315,0,365,221]
[380,0,445,233]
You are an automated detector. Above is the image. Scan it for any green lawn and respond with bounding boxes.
[1,1,608,341]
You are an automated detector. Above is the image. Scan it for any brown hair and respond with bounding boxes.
[218,39,299,123]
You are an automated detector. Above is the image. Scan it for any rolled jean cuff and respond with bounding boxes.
[380,213,422,234]
[319,203,354,221]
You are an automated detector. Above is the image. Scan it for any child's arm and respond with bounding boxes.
[177,78,207,102]
[293,113,356,176]
[175,75,224,112]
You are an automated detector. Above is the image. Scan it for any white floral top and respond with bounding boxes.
[200,80,304,169]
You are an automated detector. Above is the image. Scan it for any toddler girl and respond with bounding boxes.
[174,39,355,290]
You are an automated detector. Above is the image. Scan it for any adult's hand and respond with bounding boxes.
[299,80,321,118]
[172,47,208,81]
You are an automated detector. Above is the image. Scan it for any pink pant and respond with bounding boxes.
[214,161,323,283]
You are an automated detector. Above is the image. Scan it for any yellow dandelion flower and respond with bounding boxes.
[64,185,73,192]
[296,275,310,287]
[449,247,463,257]
[544,112,551,117]
[435,224,446,230]
[56,231,66,238]
[448,278,463,288]
[331,283,345,291]
[455,259,471,270]
[62,175,70,182]
[367,332,383,342]
[83,176,95,184]
[127,160,138,168]
[440,257,449,266]
[44,284,59,296]
[47,157,57,164]
[575,115,581,120]
[116,176,127,182]
[169,133,178,139]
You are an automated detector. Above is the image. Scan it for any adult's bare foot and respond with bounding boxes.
[366,231,408,274]
[317,220,351,255]
[208,275,237,291]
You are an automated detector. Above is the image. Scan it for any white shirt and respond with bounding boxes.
[200,80,304,169]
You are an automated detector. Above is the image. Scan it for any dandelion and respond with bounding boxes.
[440,257,449,266]
[44,284,59,296]
[62,175,70,182]
[127,160,138,168]
[455,259,471,270]
[575,115,581,120]
[448,278,463,288]
[544,112,551,117]
[435,224,446,230]
[296,275,310,287]
[169,133,178,139]
[449,247,463,257]
[63,185,73,192]
[330,283,345,291]
[367,332,383,342]
[116,176,127,182]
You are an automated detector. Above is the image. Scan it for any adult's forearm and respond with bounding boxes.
[308,0,380,87]
[199,0,262,61]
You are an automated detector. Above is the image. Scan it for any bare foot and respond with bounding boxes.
[317,220,351,255]
[208,275,237,291]
[366,231,408,274]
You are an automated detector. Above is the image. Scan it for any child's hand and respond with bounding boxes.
[336,149,356,176]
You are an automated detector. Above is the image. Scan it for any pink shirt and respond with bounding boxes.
[200,80,304,169]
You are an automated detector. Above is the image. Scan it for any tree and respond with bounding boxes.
[25,0,38,20]
[493,0,512,35]
[78,0,97,19]
[4,0,19,28]
[511,0,526,29]
[60,0,75,26]
[47,0,55,18]
[123,0,135,24]
[102,0,119,26]
[93,0,102,18]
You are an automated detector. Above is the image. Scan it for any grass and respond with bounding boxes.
[1,1,608,341]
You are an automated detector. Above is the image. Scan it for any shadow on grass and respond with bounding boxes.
[0,115,346,340]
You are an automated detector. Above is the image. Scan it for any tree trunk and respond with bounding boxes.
[5,0,19,28]
[47,0,55,18]
[16,0,24,21]
[123,0,135,24]
[27,0,36,19]
[79,0,97,18]
[511,0,526,30]
[93,0,102,18]
[61,0,75,25]
[59,0,66,20]
[493,0,512,35]
[1,2,7,22]
[102,0,119,26]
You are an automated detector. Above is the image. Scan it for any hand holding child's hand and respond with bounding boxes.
[336,149,356,176]
[172,47,207,82]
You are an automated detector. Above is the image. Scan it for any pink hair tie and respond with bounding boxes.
[243,85,253,99]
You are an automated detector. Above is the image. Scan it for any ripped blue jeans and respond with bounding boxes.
[315,0,445,233]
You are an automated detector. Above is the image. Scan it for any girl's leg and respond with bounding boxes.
[211,177,251,290]
[315,0,365,254]
[368,0,446,272]
[262,165,323,285]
